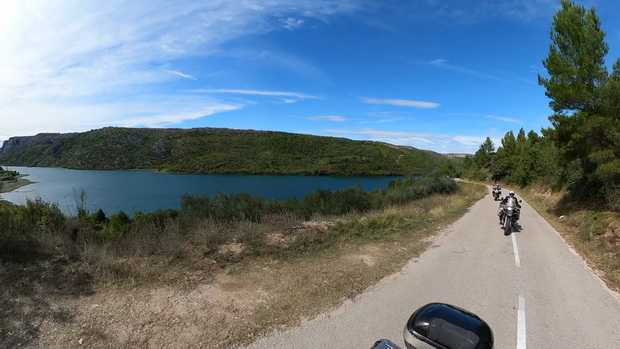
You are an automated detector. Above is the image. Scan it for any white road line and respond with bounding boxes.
[517,296,527,349]
[511,233,521,267]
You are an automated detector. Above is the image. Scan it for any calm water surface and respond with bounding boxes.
[1,166,398,215]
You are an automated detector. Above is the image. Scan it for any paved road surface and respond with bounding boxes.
[244,189,620,348]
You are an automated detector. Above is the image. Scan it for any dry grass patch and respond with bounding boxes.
[36,272,272,349]
[208,183,487,347]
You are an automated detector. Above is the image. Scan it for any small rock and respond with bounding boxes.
[78,338,84,345]
[559,215,565,220]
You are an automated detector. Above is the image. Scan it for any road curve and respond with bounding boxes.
[243,189,620,348]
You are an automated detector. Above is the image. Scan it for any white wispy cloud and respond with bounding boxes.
[441,112,483,117]
[166,70,197,80]
[361,117,408,124]
[361,97,439,108]
[306,115,348,122]
[281,17,305,30]
[0,0,362,139]
[485,115,522,123]
[363,111,411,123]
[494,0,557,21]
[323,128,489,154]
[197,89,318,100]
[426,59,505,81]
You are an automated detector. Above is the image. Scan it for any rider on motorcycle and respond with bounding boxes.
[499,191,522,220]
[492,184,502,200]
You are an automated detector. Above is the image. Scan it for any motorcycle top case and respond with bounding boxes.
[403,303,493,349]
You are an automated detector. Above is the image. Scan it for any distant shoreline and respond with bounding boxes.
[0,175,33,194]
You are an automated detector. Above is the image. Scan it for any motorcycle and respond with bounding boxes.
[492,188,501,201]
[371,302,494,349]
[501,197,521,235]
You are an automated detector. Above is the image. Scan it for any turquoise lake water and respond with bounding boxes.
[1,166,398,215]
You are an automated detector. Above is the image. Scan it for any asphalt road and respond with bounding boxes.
[243,189,620,349]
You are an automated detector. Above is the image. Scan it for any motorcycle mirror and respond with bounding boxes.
[371,339,401,349]
[403,303,493,349]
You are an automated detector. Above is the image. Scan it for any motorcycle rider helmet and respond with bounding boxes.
[509,190,515,197]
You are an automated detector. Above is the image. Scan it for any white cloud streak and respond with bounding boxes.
[167,70,197,80]
[306,115,348,122]
[427,59,506,81]
[323,128,488,153]
[197,89,318,100]
[361,97,439,108]
[485,115,522,123]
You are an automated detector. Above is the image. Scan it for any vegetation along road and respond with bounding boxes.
[244,187,620,349]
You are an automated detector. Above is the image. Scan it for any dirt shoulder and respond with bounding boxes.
[3,184,486,349]
[519,186,620,294]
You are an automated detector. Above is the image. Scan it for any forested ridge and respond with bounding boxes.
[0,127,454,176]
[465,0,620,211]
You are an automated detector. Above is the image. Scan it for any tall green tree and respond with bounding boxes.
[538,0,608,163]
[480,137,495,154]
[538,0,608,115]
[472,137,495,168]
[538,0,620,208]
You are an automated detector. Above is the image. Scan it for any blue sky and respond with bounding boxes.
[1,1,620,154]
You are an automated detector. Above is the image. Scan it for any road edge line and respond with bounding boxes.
[517,296,526,349]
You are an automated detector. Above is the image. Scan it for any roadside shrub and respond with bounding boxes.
[299,189,333,218]
[578,212,607,242]
[179,193,210,226]
[603,184,620,211]
[93,209,107,224]
[331,186,372,215]
[179,192,276,224]
[101,211,131,240]
[188,218,229,247]
[263,199,288,216]
[374,176,459,208]
[134,209,178,230]
[209,192,265,222]
[466,169,487,181]
[388,178,403,189]
[19,197,66,234]
[0,206,21,237]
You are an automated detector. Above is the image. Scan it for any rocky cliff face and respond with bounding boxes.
[0,136,32,156]
[0,133,77,165]
[1,134,69,154]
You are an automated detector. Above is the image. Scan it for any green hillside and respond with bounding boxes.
[0,127,453,176]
